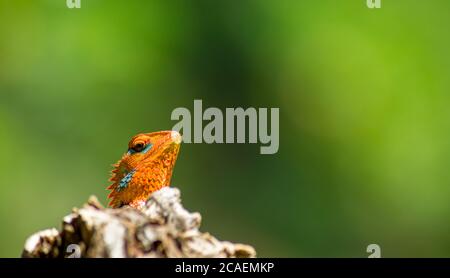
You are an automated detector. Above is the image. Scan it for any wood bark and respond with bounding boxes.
[22,187,256,258]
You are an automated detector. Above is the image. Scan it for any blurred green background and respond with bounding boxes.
[1,0,450,257]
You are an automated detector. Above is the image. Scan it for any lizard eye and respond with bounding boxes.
[128,141,152,155]
[133,143,144,152]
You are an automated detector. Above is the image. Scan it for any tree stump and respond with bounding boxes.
[22,187,256,258]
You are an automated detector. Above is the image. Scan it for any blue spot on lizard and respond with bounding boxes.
[117,169,136,191]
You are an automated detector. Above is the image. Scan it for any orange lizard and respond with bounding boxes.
[107,130,181,209]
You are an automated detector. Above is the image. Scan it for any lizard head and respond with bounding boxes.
[123,130,182,170]
[108,130,182,208]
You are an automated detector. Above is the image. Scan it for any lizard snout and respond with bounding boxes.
[171,130,182,144]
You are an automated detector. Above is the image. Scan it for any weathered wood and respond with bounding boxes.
[22,187,256,258]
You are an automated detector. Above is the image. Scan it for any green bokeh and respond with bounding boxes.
[1,0,450,257]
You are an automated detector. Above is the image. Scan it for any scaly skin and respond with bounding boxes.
[107,130,181,209]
